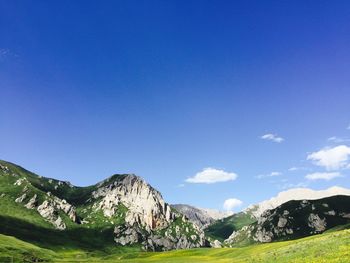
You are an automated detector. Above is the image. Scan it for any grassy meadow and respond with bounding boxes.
[1,227,350,262]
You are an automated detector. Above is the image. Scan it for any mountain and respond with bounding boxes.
[171,204,232,229]
[0,160,207,251]
[204,212,256,242]
[225,195,350,246]
[245,187,350,218]
[205,186,350,242]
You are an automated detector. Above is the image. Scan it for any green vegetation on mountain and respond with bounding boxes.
[224,195,350,247]
[0,160,205,253]
[2,159,350,262]
[205,212,256,241]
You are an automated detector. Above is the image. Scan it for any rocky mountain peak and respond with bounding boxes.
[0,160,207,251]
[92,174,172,231]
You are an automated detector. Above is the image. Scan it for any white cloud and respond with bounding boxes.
[185,168,238,184]
[223,198,243,211]
[307,145,350,170]
[328,137,350,143]
[305,172,342,181]
[261,133,284,143]
[279,182,308,190]
[177,184,185,188]
[257,171,282,179]
[288,167,310,172]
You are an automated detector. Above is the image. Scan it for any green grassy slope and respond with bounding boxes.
[205,212,256,241]
[0,160,138,252]
[0,160,204,253]
[1,227,350,262]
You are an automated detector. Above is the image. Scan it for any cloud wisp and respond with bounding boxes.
[327,137,350,143]
[305,172,342,181]
[0,48,18,61]
[261,133,284,143]
[186,168,238,184]
[257,171,282,179]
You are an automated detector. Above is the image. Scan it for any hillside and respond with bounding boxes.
[244,187,350,218]
[206,186,350,242]
[0,160,206,252]
[2,159,350,262]
[205,212,256,242]
[225,195,350,246]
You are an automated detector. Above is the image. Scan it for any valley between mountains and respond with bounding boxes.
[1,159,350,262]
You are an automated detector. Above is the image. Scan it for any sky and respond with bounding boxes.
[1,0,350,212]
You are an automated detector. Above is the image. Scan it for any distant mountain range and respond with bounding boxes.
[1,159,350,254]
[171,204,232,229]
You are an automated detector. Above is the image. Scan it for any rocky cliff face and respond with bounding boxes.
[225,195,350,246]
[89,175,206,250]
[92,175,172,231]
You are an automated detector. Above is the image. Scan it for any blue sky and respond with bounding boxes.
[1,0,350,211]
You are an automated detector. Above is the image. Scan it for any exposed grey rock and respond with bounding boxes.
[211,239,222,248]
[277,217,288,228]
[340,213,350,219]
[14,178,28,186]
[325,210,336,216]
[90,175,207,250]
[15,193,26,203]
[254,227,273,242]
[0,164,10,173]
[308,213,326,232]
[35,195,79,229]
[92,175,173,231]
[37,200,66,230]
[25,194,37,209]
[114,224,142,245]
[52,196,78,222]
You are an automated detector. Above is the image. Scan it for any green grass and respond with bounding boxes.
[1,227,350,262]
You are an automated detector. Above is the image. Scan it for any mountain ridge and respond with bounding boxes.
[0,160,207,251]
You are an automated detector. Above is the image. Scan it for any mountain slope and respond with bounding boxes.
[245,187,350,218]
[0,160,206,251]
[204,212,256,242]
[171,204,232,229]
[225,195,350,246]
[206,186,350,242]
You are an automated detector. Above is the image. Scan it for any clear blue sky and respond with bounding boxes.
[1,0,350,211]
